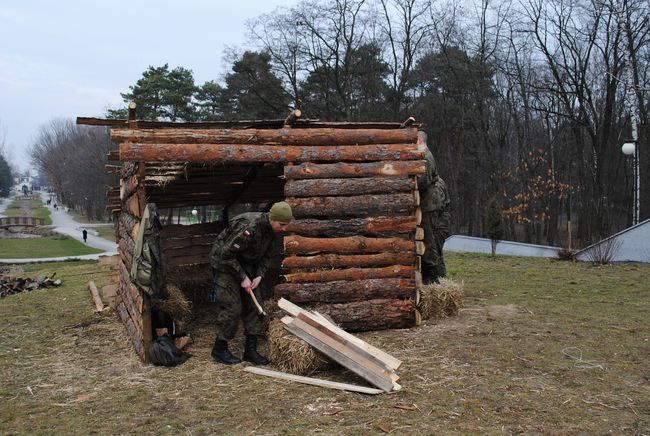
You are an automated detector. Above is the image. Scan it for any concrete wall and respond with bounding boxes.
[575,219,650,263]
[444,235,561,258]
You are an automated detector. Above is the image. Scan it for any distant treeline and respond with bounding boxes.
[31,0,649,247]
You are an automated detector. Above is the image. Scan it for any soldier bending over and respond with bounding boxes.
[209,201,293,365]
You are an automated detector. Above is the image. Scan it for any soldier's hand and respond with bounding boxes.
[241,276,252,290]
[251,276,262,290]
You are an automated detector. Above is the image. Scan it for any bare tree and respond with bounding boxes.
[30,119,116,220]
[378,0,431,118]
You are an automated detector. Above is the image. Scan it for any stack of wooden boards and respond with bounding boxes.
[245,298,402,394]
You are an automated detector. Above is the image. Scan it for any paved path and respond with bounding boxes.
[0,191,118,264]
[0,193,13,218]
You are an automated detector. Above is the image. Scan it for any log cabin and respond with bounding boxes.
[79,109,427,362]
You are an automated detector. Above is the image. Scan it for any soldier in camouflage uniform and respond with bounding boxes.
[209,201,293,365]
[418,148,452,284]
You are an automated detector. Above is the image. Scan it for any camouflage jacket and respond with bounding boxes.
[417,148,448,212]
[209,212,275,280]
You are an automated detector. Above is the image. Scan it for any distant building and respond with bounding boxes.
[14,173,33,193]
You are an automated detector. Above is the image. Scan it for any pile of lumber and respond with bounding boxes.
[246,298,402,394]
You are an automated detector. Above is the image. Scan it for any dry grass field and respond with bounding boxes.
[1,253,648,434]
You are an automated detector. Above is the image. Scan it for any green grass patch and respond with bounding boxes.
[94,225,116,242]
[0,235,103,258]
[0,254,648,434]
[3,196,52,224]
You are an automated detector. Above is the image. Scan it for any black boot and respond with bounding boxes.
[211,339,241,365]
[424,274,440,285]
[423,266,440,285]
[242,335,269,365]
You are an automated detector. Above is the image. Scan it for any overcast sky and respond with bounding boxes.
[0,0,297,172]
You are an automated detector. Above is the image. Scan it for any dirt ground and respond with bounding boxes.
[1,254,649,434]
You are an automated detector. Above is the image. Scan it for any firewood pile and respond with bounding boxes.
[0,273,62,298]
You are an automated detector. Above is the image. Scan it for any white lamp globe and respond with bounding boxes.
[191,209,198,216]
[621,142,636,155]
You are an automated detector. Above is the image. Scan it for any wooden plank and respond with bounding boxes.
[278,298,402,370]
[244,367,383,395]
[282,316,396,392]
[295,312,398,381]
[87,281,104,312]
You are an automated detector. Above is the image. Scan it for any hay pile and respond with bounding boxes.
[418,278,464,320]
[267,319,334,375]
[151,283,193,324]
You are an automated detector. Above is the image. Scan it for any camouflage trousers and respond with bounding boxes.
[211,269,264,341]
[422,210,451,278]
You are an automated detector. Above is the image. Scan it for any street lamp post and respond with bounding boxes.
[621,139,639,226]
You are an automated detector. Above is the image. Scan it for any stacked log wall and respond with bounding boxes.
[110,126,428,339]
[276,130,428,332]
[115,162,148,362]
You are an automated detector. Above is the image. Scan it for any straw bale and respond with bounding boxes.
[267,319,335,375]
[151,283,193,324]
[417,278,464,320]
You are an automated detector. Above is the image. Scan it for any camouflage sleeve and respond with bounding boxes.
[218,221,255,280]
[255,246,272,278]
[417,148,437,189]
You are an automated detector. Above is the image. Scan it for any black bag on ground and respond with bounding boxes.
[149,335,191,367]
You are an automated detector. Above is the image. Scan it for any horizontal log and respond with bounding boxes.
[284,235,414,255]
[285,177,415,197]
[274,278,415,303]
[111,127,419,146]
[286,216,417,237]
[162,244,212,259]
[106,164,121,174]
[288,193,415,218]
[147,183,284,197]
[283,265,415,283]
[160,222,224,239]
[147,196,285,209]
[285,160,425,179]
[166,254,210,267]
[162,237,214,251]
[312,299,416,331]
[81,116,420,130]
[282,252,416,269]
[119,142,424,164]
[144,174,282,187]
[107,150,120,161]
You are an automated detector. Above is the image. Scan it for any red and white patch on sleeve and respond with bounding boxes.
[243,229,251,237]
